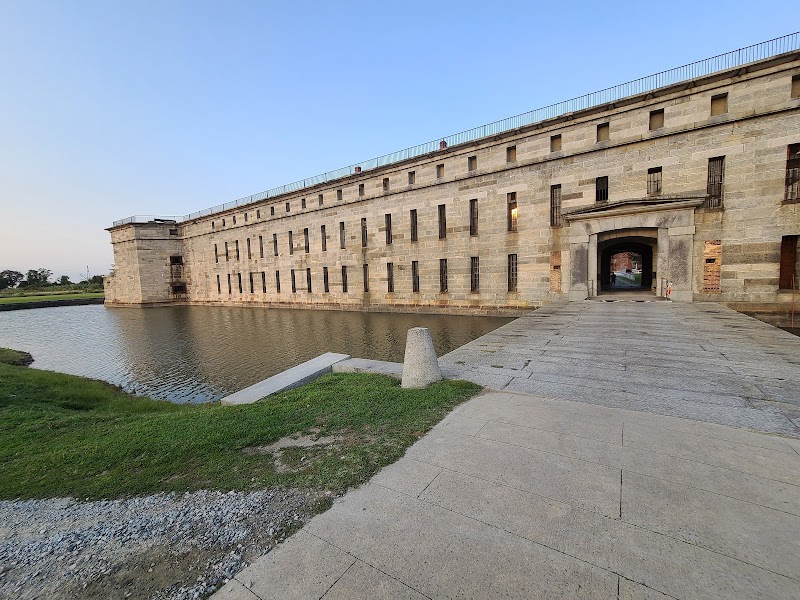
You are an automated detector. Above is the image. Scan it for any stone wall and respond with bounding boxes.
[106,55,800,314]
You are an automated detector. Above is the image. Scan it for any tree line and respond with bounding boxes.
[0,269,104,291]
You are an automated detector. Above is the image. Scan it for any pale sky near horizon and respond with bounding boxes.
[0,0,795,281]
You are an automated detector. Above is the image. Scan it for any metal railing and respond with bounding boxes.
[113,32,800,228]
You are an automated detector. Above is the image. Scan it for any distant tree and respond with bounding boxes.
[0,270,24,290]
[57,275,72,286]
[89,275,104,285]
[25,268,53,287]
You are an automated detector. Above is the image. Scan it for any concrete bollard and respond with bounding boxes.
[401,327,443,388]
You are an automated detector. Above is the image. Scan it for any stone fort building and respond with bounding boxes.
[106,34,800,319]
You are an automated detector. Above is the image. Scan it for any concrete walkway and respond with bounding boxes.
[214,302,800,599]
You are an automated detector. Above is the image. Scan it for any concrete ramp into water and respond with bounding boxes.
[439,301,800,436]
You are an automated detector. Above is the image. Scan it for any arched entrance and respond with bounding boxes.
[598,229,657,295]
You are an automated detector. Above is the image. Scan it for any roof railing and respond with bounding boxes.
[113,32,800,228]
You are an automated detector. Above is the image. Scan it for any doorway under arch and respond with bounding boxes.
[597,229,658,295]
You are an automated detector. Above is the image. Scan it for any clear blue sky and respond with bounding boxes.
[0,0,794,281]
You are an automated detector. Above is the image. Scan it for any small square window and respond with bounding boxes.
[408,171,416,184]
[596,123,610,142]
[506,145,516,162]
[550,135,561,152]
[168,228,178,236]
[468,156,477,171]
[649,109,664,131]
[436,164,444,178]
[711,93,728,116]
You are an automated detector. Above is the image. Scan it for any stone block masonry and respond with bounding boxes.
[106,50,800,316]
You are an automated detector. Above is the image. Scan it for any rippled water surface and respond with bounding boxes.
[0,305,512,403]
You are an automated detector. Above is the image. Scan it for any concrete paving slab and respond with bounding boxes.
[621,471,800,578]
[321,560,427,600]
[368,458,442,497]
[332,357,403,379]
[619,579,676,600]
[623,422,800,485]
[622,445,800,516]
[221,353,350,405]
[231,531,354,599]
[306,484,618,599]
[211,579,259,600]
[405,429,622,517]
[418,468,797,600]
[431,412,490,436]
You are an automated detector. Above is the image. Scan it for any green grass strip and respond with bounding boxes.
[0,292,105,304]
[0,358,480,500]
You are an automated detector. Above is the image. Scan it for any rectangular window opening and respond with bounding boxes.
[291,269,296,293]
[387,262,394,293]
[706,157,725,208]
[270,206,275,216]
[358,183,364,197]
[785,144,800,203]
[336,189,343,201]
[321,225,327,251]
[438,204,447,239]
[237,272,242,294]
[439,258,448,293]
[649,109,664,131]
[550,134,561,152]
[779,235,799,290]
[436,164,444,178]
[469,199,478,236]
[304,228,310,253]
[596,123,610,142]
[647,167,663,196]
[249,272,254,294]
[301,198,306,209]
[710,93,728,116]
[306,268,312,293]
[507,193,518,232]
[792,75,800,99]
[468,156,477,171]
[363,263,369,292]
[412,261,420,293]
[408,171,416,185]
[273,233,278,257]
[470,257,480,293]
[216,274,221,294]
[361,218,368,247]
[596,177,609,204]
[225,241,229,262]
[318,194,324,206]
[259,235,264,258]
[382,178,389,192]
[227,273,232,294]
[261,271,266,293]
[323,266,330,293]
[246,238,251,260]
[385,213,392,245]
[286,202,290,213]
[506,145,517,163]
[341,265,348,293]
[340,221,346,249]
[288,231,294,255]
[550,185,562,227]
[235,240,240,261]
[214,243,219,264]
[508,254,518,292]
[410,209,418,242]
[275,270,281,293]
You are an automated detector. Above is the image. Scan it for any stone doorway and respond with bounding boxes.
[598,232,656,296]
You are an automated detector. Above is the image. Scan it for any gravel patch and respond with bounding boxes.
[0,488,328,599]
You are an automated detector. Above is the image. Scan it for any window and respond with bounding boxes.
[410,209,418,242]
[363,263,369,292]
[286,202,290,213]
[411,261,420,293]
[273,233,278,256]
[169,228,178,236]
[439,259,448,293]
[306,268,312,293]
[291,269,296,293]
[550,135,561,152]
[288,231,294,255]
[227,273,232,294]
[711,93,728,116]
[383,178,389,191]
[506,145,516,163]
[438,204,447,239]
[785,144,800,203]
[233,216,236,224]
[257,210,261,219]
[247,238,251,260]
[259,235,264,258]
[550,185,562,227]
[304,228,310,253]
[301,198,306,209]
[793,75,800,99]
[361,218,368,247]
[470,257,480,292]
[508,254,518,292]
[270,206,275,216]
[244,213,248,223]
[323,266,329,292]
[385,214,392,245]
[237,272,242,293]
[340,221,346,249]
[337,189,343,201]
[779,235,798,290]
[318,194,323,206]
[222,218,226,226]
[647,167,663,195]
[212,221,216,230]
[341,265,348,292]
[235,240,240,260]
[225,241,229,262]
[649,109,664,131]
[468,156,477,171]
[596,123,610,142]
[214,243,219,264]
[387,262,394,293]
[217,274,221,294]
[469,199,478,236]
[408,171,416,184]
[436,164,444,178]
[706,157,725,208]
[596,177,609,204]
[262,271,266,293]
[359,183,364,197]
[507,193,518,232]
[170,255,183,265]
[321,225,327,251]
[249,272,254,294]
[275,270,281,293]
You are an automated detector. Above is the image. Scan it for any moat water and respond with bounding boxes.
[0,304,512,403]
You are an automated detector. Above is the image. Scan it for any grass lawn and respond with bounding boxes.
[0,292,104,304]
[0,349,480,500]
